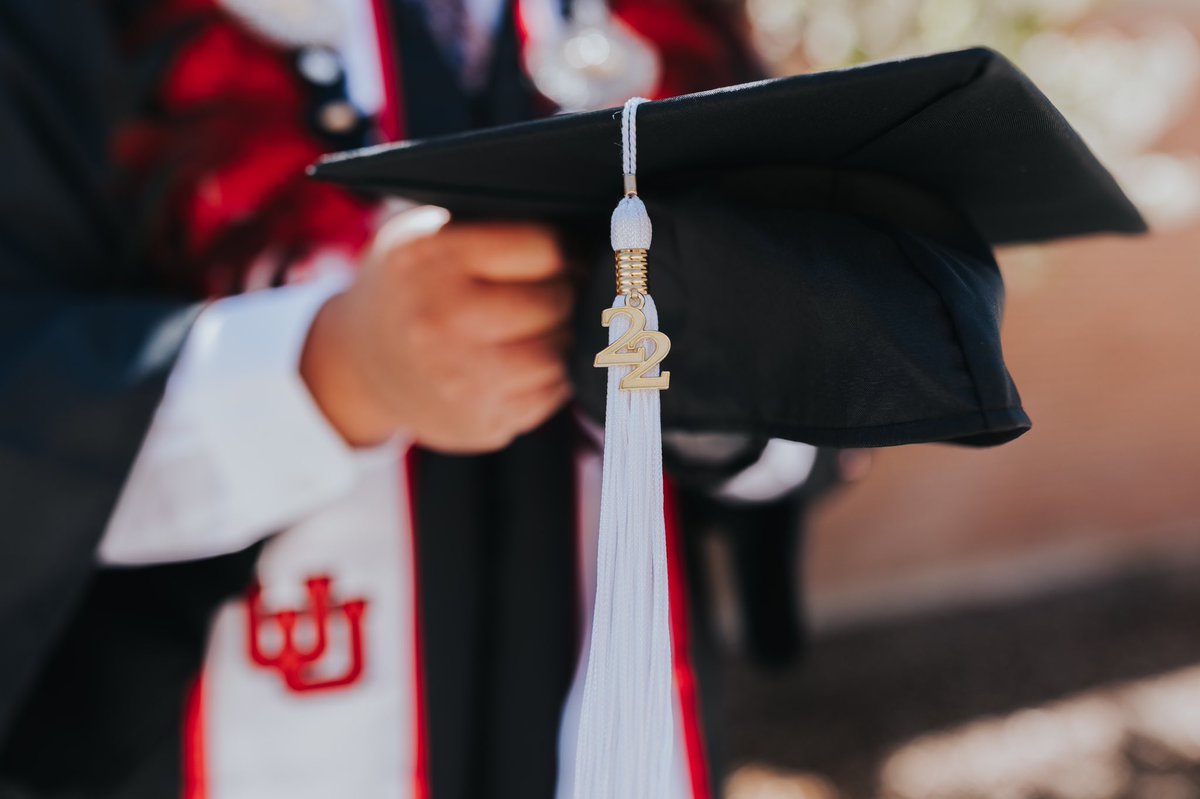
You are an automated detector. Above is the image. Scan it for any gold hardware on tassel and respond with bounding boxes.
[594,246,671,391]
[594,307,671,391]
[596,121,669,393]
[615,248,649,304]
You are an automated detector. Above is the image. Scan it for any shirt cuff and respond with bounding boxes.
[100,271,371,565]
[714,439,817,504]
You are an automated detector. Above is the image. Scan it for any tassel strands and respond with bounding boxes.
[575,98,676,798]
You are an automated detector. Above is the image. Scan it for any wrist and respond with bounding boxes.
[300,292,400,447]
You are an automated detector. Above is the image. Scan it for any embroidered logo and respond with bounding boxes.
[246,576,367,693]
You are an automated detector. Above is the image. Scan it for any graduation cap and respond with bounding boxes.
[311,47,1144,797]
[313,46,1144,449]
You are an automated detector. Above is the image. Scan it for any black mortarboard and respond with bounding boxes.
[312,47,1146,449]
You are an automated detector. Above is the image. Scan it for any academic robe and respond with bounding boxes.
[0,1,1027,797]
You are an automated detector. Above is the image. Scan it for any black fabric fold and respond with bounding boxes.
[411,413,578,799]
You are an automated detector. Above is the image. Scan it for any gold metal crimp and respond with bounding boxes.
[615,248,649,303]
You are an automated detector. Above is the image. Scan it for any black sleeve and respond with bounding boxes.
[0,1,200,737]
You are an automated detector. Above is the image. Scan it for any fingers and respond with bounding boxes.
[465,333,572,445]
[489,329,571,393]
[347,213,577,455]
[448,279,574,343]
[499,340,574,437]
[372,206,452,254]
[432,371,571,454]
[443,222,566,283]
[508,380,573,435]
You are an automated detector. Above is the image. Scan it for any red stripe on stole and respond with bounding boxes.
[371,2,425,788]
[182,673,207,799]
[403,445,430,799]
[664,478,712,799]
[367,5,425,792]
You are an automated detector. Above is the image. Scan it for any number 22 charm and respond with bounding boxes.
[594,304,671,391]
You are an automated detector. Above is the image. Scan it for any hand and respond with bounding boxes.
[301,206,575,452]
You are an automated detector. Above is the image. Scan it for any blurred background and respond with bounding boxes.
[718,1,1200,797]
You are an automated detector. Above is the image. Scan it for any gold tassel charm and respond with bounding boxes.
[594,244,670,391]
[594,163,670,392]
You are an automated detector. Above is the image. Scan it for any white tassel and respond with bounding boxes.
[575,294,674,799]
[575,97,675,799]
[610,195,652,250]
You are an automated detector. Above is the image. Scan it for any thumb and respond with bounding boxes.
[371,205,452,255]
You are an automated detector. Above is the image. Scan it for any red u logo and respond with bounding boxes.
[246,576,367,693]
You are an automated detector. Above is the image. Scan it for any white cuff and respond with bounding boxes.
[715,439,817,504]
[100,271,366,565]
